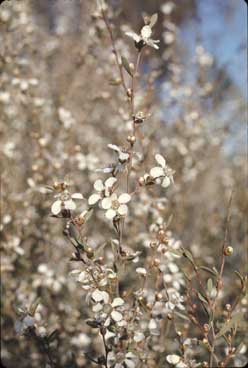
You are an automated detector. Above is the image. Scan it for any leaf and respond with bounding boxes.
[167,247,182,257]
[207,278,213,294]
[197,292,209,305]
[174,311,190,321]
[200,266,218,276]
[48,329,59,343]
[150,13,158,28]
[121,56,133,77]
[29,297,41,316]
[109,78,121,86]
[182,248,194,265]
[215,312,244,339]
[234,271,244,283]
[95,242,107,257]
[235,342,246,355]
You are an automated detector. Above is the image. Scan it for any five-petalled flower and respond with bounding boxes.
[88,177,117,206]
[51,191,84,215]
[125,24,159,50]
[101,193,131,219]
[150,154,175,187]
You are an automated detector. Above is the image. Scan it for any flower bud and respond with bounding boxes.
[224,246,233,256]
[203,324,209,333]
[127,135,136,145]
[155,292,163,301]
[85,247,94,258]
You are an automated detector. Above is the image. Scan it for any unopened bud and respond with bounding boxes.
[203,324,209,333]
[224,246,233,256]
[127,135,136,145]
[155,292,163,301]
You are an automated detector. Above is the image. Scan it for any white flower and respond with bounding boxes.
[125,24,159,50]
[101,193,131,219]
[161,2,175,15]
[150,154,174,187]
[108,144,130,162]
[109,352,138,368]
[51,191,83,215]
[165,288,185,311]
[166,354,181,365]
[15,315,35,335]
[88,177,117,206]
[91,289,110,304]
[136,267,147,276]
[134,331,145,342]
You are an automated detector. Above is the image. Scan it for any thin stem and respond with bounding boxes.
[101,9,128,96]
[100,329,109,368]
[209,192,233,367]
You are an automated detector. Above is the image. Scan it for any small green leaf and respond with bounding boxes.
[182,248,194,264]
[167,247,182,257]
[121,56,133,77]
[234,271,244,283]
[197,292,208,305]
[207,278,213,293]
[150,13,158,28]
[109,78,121,86]
[48,329,59,343]
[200,266,218,276]
[174,311,190,321]
[29,297,41,316]
[216,312,244,339]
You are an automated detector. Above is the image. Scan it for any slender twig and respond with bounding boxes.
[101,8,128,96]
[209,192,233,367]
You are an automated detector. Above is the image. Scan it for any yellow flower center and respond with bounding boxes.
[112,200,120,210]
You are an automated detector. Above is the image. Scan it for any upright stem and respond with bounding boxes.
[127,49,142,193]
[101,9,128,96]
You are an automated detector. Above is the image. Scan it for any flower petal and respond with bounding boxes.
[119,152,129,161]
[105,209,116,219]
[51,200,61,215]
[162,176,171,188]
[118,204,128,216]
[65,199,76,210]
[105,177,117,188]
[92,289,109,303]
[88,193,101,205]
[92,303,103,313]
[155,154,166,167]
[71,192,84,199]
[111,310,123,322]
[101,197,112,209]
[125,31,141,43]
[141,25,152,39]
[166,355,181,365]
[136,267,147,276]
[111,297,124,308]
[94,179,104,192]
[118,193,131,204]
[108,144,120,152]
[150,166,164,178]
